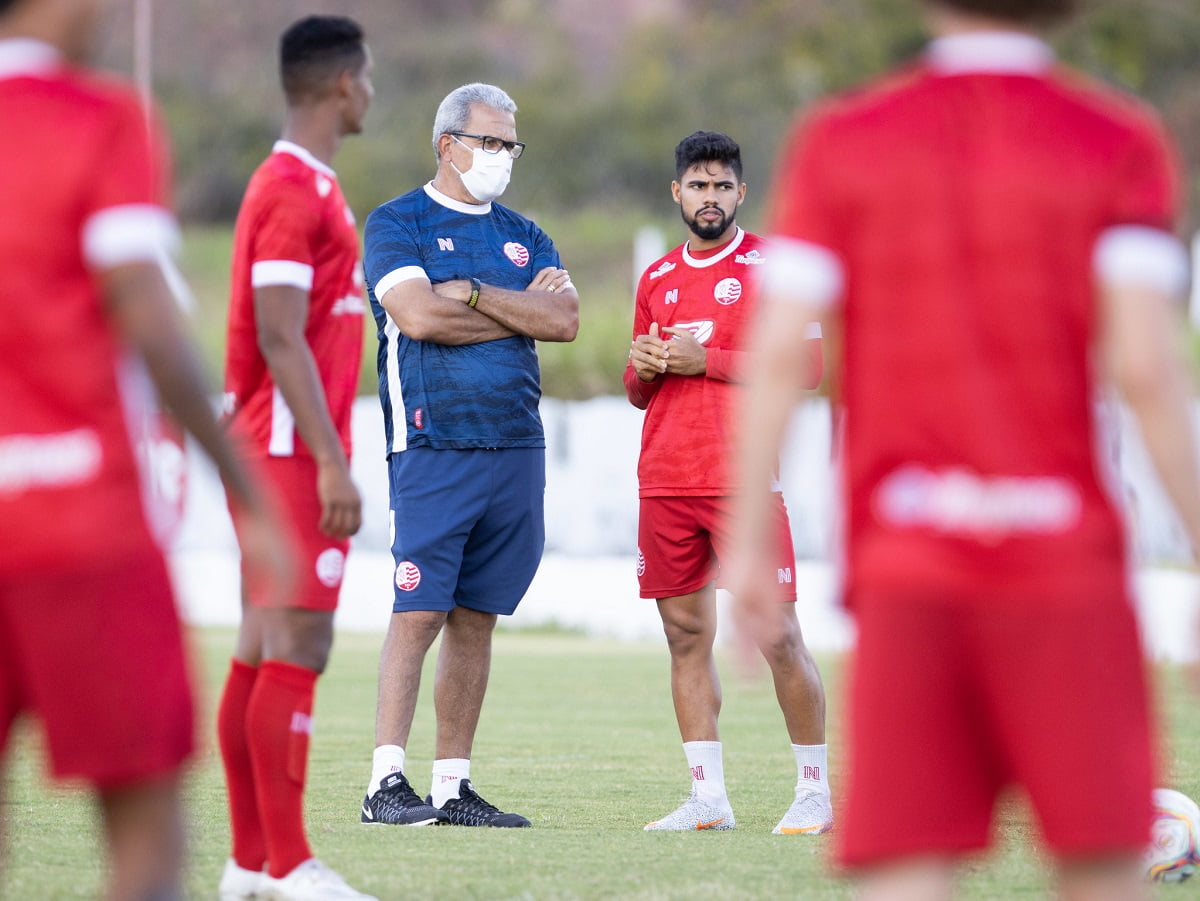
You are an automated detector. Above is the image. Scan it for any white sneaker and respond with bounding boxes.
[644,791,735,831]
[218,858,264,900]
[259,859,378,901]
[772,789,833,835]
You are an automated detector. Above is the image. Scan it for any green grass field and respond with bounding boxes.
[4,628,1199,900]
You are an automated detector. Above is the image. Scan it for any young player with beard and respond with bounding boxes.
[728,1,1200,898]
[216,16,378,901]
[627,131,830,835]
[0,1,291,898]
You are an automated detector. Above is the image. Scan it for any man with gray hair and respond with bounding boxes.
[359,82,578,828]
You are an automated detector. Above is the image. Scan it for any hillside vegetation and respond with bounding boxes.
[108,0,1200,397]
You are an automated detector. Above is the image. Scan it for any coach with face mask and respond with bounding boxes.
[360,82,578,829]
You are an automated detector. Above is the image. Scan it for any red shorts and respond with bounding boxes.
[837,591,1155,869]
[230,455,348,611]
[0,548,194,790]
[637,494,797,601]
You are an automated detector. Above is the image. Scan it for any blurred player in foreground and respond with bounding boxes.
[216,15,376,901]
[627,131,831,835]
[0,0,291,898]
[728,0,1200,898]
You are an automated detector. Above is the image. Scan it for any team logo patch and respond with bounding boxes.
[504,242,530,267]
[395,561,422,592]
[315,548,346,588]
[714,277,742,305]
[636,548,646,577]
[671,319,714,345]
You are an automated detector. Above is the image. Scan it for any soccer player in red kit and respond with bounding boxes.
[729,1,1200,898]
[0,0,290,898]
[215,16,380,901]
[628,132,831,835]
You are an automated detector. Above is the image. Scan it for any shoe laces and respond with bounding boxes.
[377,773,428,811]
[449,781,502,818]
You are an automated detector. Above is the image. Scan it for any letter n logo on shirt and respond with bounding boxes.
[437,238,454,251]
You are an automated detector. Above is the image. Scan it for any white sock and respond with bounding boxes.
[430,758,471,807]
[792,743,830,796]
[683,741,728,806]
[367,744,405,798]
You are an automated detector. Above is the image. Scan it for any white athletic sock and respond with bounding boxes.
[792,743,830,796]
[430,758,471,807]
[683,741,728,806]
[367,744,405,798]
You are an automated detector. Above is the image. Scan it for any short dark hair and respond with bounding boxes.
[674,131,743,181]
[280,15,365,103]
[925,0,1077,23]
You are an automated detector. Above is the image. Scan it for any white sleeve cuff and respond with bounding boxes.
[760,237,844,309]
[251,260,314,290]
[374,266,428,303]
[82,204,180,269]
[1094,225,1189,297]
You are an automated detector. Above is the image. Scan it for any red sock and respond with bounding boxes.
[246,660,318,878]
[216,659,266,871]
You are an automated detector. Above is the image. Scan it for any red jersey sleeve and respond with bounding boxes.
[1107,108,1181,232]
[249,173,325,270]
[625,270,662,409]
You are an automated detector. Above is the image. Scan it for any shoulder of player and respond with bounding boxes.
[364,186,443,239]
[488,199,551,234]
[28,65,144,128]
[795,60,932,137]
[1048,63,1172,140]
[639,243,687,284]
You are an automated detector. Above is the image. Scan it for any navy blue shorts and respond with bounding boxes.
[387,447,545,615]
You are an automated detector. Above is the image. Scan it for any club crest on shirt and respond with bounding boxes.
[395,560,422,592]
[714,277,742,305]
[504,242,530,267]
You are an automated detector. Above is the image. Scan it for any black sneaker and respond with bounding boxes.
[361,772,448,826]
[430,779,531,827]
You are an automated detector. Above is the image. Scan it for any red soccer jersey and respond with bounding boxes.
[223,141,364,459]
[625,229,822,497]
[0,40,180,571]
[763,33,1185,607]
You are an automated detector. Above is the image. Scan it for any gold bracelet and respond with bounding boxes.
[467,277,481,308]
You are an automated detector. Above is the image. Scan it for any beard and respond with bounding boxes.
[683,205,730,241]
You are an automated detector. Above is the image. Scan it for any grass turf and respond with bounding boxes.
[3,627,1198,899]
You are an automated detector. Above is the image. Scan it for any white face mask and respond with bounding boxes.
[451,137,513,203]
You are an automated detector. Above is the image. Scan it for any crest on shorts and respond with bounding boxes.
[504,242,530,267]
[315,548,346,588]
[395,560,422,592]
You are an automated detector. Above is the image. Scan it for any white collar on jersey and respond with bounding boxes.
[423,181,492,216]
[0,39,61,79]
[272,140,338,180]
[926,31,1054,75]
[682,226,746,269]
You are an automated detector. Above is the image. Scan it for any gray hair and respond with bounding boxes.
[432,82,517,158]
